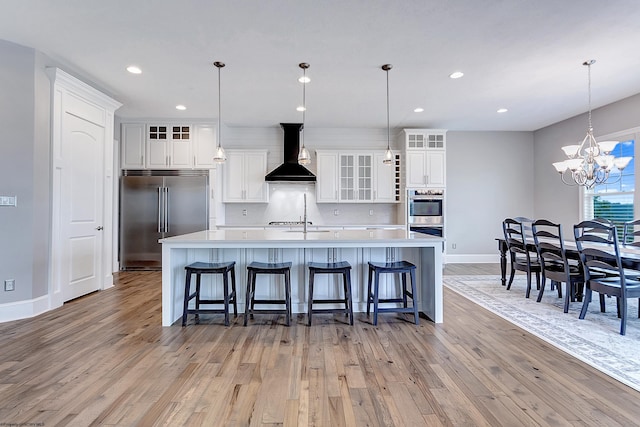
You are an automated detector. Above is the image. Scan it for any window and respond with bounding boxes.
[582,135,636,238]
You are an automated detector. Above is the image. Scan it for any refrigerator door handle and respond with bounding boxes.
[157,187,163,233]
[164,187,170,233]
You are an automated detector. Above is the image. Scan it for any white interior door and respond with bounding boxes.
[61,113,104,301]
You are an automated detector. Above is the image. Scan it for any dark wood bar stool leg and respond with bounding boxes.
[243,269,254,326]
[345,268,354,325]
[285,268,291,326]
[366,264,373,317]
[182,269,193,327]
[308,269,315,326]
[222,270,230,327]
[410,268,419,325]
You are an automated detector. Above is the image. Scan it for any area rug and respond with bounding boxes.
[444,275,640,392]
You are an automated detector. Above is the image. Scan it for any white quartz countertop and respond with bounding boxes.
[160,228,443,248]
[217,224,406,230]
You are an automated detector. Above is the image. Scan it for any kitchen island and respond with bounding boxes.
[160,229,444,326]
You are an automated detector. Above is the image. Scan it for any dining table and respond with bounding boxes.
[496,236,640,286]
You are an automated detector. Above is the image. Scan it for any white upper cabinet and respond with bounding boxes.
[121,123,145,168]
[374,152,398,202]
[340,153,372,202]
[402,129,446,188]
[222,149,268,203]
[316,150,398,203]
[146,125,192,169]
[119,122,218,170]
[193,124,216,168]
[316,151,339,202]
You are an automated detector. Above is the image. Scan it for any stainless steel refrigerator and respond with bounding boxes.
[119,170,209,270]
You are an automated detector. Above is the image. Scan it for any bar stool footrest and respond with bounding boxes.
[373,298,407,304]
[197,298,233,305]
[375,307,416,313]
[311,298,349,304]
[310,308,350,314]
[251,299,286,305]
[248,309,289,314]
[186,308,227,315]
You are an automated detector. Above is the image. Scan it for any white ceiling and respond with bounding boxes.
[2,0,640,131]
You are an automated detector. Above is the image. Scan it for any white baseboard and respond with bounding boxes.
[445,254,500,264]
[0,295,50,323]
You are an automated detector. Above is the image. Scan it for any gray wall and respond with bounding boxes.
[0,40,51,303]
[446,131,535,258]
[533,92,640,233]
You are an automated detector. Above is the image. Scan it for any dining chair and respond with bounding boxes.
[502,218,542,298]
[532,219,584,313]
[574,220,640,335]
[623,219,640,247]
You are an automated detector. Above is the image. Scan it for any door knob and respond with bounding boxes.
[96,226,104,231]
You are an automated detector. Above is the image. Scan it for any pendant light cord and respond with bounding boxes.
[302,67,306,146]
[218,64,222,148]
[386,67,390,150]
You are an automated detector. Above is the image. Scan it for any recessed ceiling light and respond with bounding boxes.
[449,71,464,79]
[176,105,186,111]
[126,65,142,74]
[296,106,306,112]
[298,76,310,83]
[414,108,424,113]
[497,108,508,113]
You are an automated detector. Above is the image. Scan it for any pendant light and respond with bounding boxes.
[297,62,311,165]
[213,61,227,163]
[382,64,393,165]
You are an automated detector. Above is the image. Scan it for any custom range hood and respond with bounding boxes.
[265,123,316,182]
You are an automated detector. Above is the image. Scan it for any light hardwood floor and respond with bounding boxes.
[0,265,638,426]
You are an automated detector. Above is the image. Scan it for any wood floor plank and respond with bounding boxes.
[0,267,638,426]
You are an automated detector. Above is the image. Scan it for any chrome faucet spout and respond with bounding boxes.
[303,193,307,233]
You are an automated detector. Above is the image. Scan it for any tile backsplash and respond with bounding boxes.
[224,184,401,226]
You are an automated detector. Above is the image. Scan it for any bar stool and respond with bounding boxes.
[182,261,237,327]
[244,261,292,326]
[367,261,419,326]
[307,261,354,326]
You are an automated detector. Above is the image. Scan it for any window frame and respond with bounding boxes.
[580,128,640,227]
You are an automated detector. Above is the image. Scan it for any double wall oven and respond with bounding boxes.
[407,189,444,237]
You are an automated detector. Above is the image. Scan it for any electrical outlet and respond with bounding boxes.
[452,243,457,249]
[0,196,17,207]
[4,279,15,291]
[242,209,247,216]
[369,209,374,216]
[334,209,339,216]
